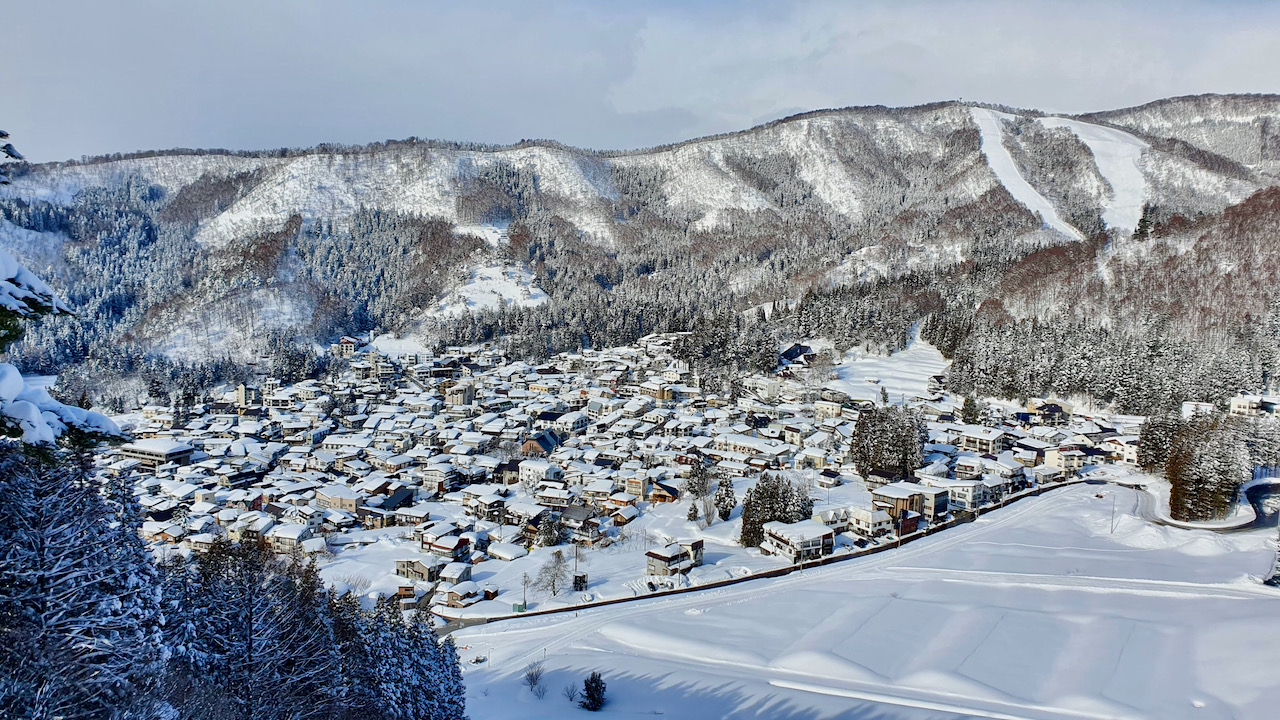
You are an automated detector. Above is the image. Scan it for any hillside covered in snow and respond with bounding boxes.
[2,94,1279,413]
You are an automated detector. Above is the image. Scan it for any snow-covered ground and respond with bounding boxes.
[453,223,509,248]
[1039,117,1149,234]
[430,261,548,316]
[823,333,951,406]
[456,484,1280,720]
[970,107,1083,241]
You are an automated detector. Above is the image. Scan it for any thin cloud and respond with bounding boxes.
[8,0,1280,162]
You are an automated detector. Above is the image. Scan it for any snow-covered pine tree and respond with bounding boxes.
[535,513,563,547]
[714,479,736,521]
[329,591,380,718]
[0,442,164,720]
[1138,412,1184,473]
[273,555,343,720]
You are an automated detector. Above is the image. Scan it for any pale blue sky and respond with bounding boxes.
[10,0,1280,161]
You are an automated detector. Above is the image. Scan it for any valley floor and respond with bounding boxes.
[455,484,1280,720]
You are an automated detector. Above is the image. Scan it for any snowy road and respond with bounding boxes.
[459,485,1280,719]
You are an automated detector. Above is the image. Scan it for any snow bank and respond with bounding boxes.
[823,331,951,405]
[430,262,547,317]
[0,246,68,316]
[0,363,119,444]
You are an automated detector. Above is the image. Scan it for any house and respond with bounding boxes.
[521,429,563,457]
[1045,447,1088,474]
[645,539,704,576]
[559,505,602,544]
[760,520,835,562]
[916,486,949,523]
[315,484,362,512]
[427,534,471,561]
[395,557,444,583]
[265,522,313,553]
[553,410,590,437]
[610,504,639,526]
[1101,435,1140,466]
[442,580,480,608]
[847,506,893,538]
[956,425,1011,455]
[494,458,522,485]
[332,335,361,357]
[872,482,924,522]
[440,561,473,585]
[921,477,987,511]
[518,459,562,487]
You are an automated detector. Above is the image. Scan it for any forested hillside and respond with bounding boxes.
[2,94,1278,414]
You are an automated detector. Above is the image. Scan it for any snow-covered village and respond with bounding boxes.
[9,4,1280,719]
[101,329,1271,620]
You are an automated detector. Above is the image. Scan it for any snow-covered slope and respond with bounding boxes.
[458,484,1280,720]
[0,94,1274,363]
[1040,117,1149,233]
[970,107,1083,240]
[430,262,547,317]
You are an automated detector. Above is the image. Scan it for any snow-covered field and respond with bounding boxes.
[823,334,951,406]
[456,484,1280,720]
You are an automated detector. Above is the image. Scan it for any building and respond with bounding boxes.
[872,482,924,521]
[916,486,949,523]
[234,384,262,408]
[518,459,562,487]
[760,520,834,562]
[266,522,313,553]
[445,382,476,406]
[956,425,1011,455]
[645,539,704,576]
[120,438,195,470]
[316,484,362,512]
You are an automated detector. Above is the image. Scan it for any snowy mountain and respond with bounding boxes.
[0,94,1276,402]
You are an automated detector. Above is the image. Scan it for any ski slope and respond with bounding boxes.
[456,484,1280,720]
[1040,117,1149,234]
[970,107,1083,241]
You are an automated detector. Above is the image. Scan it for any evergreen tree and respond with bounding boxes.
[714,480,736,522]
[738,472,813,547]
[535,513,563,547]
[0,443,164,720]
[682,461,712,500]
[1138,412,1184,472]
[579,671,606,711]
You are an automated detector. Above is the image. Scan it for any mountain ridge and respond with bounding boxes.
[2,93,1279,414]
[27,93,1280,167]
